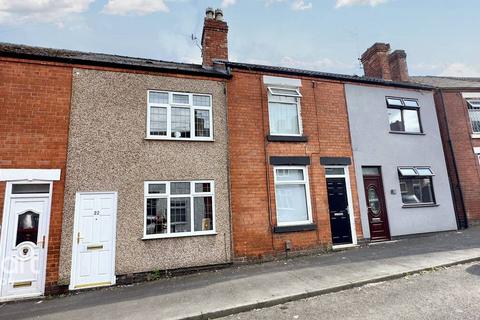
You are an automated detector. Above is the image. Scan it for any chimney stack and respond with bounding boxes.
[360,42,409,82]
[201,7,228,68]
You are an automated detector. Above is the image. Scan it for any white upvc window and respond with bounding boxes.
[146,90,213,141]
[143,181,215,239]
[467,98,480,134]
[267,86,303,136]
[273,166,312,226]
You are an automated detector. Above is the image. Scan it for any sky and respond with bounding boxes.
[0,0,479,77]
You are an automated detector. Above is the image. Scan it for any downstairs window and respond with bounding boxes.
[398,167,435,205]
[144,181,215,238]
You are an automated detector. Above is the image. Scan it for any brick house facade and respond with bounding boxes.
[411,77,480,227]
[225,68,364,259]
[0,56,72,297]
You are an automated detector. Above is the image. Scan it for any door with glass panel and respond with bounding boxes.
[326,167,353,245]
[362,167,390,242]
[70,192,117,290]
[0,183,51,299]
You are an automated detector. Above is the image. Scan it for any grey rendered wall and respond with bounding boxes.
[59,68,231,283]
[345,84,457,239]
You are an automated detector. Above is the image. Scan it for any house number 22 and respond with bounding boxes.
[93,210,100,215]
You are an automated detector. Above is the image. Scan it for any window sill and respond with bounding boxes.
[142,231,217,240]
[273,224,317,233]
[267,135,308,142]
[389,131,425,136]
[471,134,480,139]
[145,137,214,142]
[402,203,439,209]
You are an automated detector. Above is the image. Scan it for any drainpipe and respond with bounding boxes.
[438,90,468,229]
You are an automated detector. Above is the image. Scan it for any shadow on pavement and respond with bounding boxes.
[1,227,480,320]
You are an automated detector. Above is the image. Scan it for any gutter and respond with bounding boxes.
[438,90,468,229]
[0,51,232,79]
[224,62,433,91]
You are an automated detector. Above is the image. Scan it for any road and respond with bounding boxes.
[222,262,480,320]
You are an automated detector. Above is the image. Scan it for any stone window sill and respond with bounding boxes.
[402,203,439,209]
[273,224,317,233]
[267,135,308,142]
[389,131,426,136]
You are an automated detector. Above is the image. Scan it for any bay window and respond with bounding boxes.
[273,166,312,226]
[147,90,213,140]
[144,181,215,238]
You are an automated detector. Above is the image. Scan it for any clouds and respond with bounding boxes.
[221,0,237,8]
[224,0,312,11]
[103,0,169,15]
[291,0,312,11]
[439,63,480,77]
[335,0,388,8]
[0,0,94,25]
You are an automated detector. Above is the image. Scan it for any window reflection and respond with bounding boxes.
[16,211,39,246]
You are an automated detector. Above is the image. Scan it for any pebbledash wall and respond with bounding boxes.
[0,57,72,292]
[58,68,231,284]
[226,68,364,260]
[345,84,457,238]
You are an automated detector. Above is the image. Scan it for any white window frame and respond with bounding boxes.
[324,165,357,247]
[466,98,480,135]
[143,180,216,239]
[146,90,213,141]
[273,166,313,226]
[267,86,303,137]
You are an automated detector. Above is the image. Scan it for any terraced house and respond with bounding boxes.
[411,76,480,228]
[0,7,462,301]
[0,44,72,300]
[0,8,232,297]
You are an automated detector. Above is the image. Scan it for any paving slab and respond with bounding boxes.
[1,228,480,320]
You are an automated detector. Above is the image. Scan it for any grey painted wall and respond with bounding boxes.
[59,68,231,283]
[345,84,457,239]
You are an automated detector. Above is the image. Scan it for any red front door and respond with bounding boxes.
[363,169,390,242]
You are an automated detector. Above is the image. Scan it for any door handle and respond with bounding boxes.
[77,232,83,244]
[38,235,46,249]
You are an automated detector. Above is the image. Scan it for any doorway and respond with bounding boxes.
[325,167,356,247]
[362,167,391,242]
[70,192,117,290]
[0,182,52,300]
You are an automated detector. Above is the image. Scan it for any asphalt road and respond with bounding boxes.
[222,262,480,320]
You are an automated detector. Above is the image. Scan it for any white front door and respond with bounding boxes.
[70,192,117,290]
[0,196,50,299]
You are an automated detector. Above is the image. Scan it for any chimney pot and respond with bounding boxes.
[201,8,229,67]
[215,8,224,21]
[205,7,214,19]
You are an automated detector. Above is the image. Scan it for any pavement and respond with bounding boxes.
[222,262,480,320]
[1,227,480,320]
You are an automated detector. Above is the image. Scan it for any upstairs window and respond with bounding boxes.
[268,87,302,136]
[147,91,213,140]
[386,97,422,134]
[467,99,480,134]
[398,167,435,205]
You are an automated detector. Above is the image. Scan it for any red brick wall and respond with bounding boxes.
[436,90,480,225]
[227,70,363,260]
[0,59,72,290]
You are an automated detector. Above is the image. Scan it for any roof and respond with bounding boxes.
[0,42,230,78]
[0,42,436,91]
[410,76,480,89]
[224,61,433,90]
